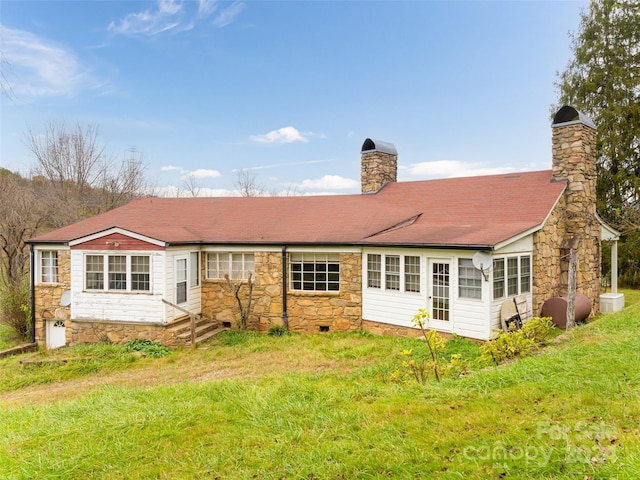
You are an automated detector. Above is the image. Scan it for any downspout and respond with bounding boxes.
[281,245,289,330]
[29,244,36,344]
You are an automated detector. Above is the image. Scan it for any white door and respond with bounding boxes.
[46,320,66,349]
[428,259,452,332]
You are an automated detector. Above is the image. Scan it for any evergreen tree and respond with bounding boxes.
[556,0,640,286]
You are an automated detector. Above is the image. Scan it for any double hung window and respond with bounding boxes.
[85,254,150,292]
[40,251,59,283]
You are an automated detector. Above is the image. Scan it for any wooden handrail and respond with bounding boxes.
[162,298,196,349]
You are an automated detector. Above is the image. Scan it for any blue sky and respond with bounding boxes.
[1,0,586,196]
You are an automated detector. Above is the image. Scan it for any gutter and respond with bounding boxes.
[29,244,36,344]
[281,245,288,330]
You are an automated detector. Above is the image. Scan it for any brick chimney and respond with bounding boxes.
[551,105,600,310]
[361,138,397,193]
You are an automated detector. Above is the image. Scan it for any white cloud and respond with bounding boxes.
[406,160,516,179]
[212,1,245,28]
[0,25,95,100]
[250,126,310,144]
[108,0,187,36]
[183,168,221,179]
[298,175,359,190]
[108,0,245,37]
[160,165,184,172]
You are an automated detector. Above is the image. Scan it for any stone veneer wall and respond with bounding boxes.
[69,319,180,347]
[34,249,71,346]
[201,252,363,333]
[361,151,398,194]
[531,199,566,316]
[551,120,601,313]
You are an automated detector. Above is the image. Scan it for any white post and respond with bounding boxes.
[611,240,618,294]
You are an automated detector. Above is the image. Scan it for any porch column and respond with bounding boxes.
[611,240,618,294]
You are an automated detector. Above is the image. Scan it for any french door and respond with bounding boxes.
[428,259,452,331]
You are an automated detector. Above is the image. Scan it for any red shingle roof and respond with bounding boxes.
[29,170,566,249]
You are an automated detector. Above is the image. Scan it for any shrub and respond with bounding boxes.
[123,339,171,358]
[0,279,31,340]
[267,325,290,337]
[480,317,555,366]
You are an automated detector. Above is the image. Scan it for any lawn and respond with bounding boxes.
[0,291,639,479]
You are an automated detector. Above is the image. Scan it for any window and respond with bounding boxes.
[290,253,339,292]
[206,253,254,280]
[366,253,422,293]
[520,256,531,293]
[84,254,151,292]
[385,255,400,291]
[108,256,127,290]
[493,255,532,299]
[404,256,420,293]
[459,258,482,299]
[40,251,58,283]
[131,256,150,291]
[507,257,519,296]
[190,252,200,287]
[367,254,381,288]
[176,258,187,304]
[493,258,505,299]
[86,255,105,290]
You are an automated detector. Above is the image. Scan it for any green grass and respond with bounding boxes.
[0,322,22,351]
[0,291,639,479]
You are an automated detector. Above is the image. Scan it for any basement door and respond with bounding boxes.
[428,259,452,332]
[46,319,66,349]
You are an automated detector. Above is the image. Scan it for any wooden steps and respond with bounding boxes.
[166,315,229,347]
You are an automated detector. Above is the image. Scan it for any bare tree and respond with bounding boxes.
[182,173,202,198]
[234,168,267,197]
[25,121,148,226]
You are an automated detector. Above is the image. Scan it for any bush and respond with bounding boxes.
[267,324,290,337]
[0,279,31,340]
[123,339,171,358]
[480,317,555,366]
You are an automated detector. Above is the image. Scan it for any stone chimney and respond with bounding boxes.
[361,138,397,193]
[551,105,600,310]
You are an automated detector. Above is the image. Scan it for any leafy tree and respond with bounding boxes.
[555,0,640,285]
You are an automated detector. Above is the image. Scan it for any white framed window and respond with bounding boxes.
[190,252,200,287]
[367,254,382,288]
[131,256,150,291]
[520,257,531,293]
[493,255,531,299]
[84,254,151,292]
[290,253,340,292]
[176,257,187,304]
[385,255,400,291]
[493,258,505,299]
[459,258,482,299]
[206,253,254,280]
[366,253,422,293]
[404,256,421,293]
[40,251,59,283]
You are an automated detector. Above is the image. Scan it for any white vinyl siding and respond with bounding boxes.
[71,250,164,324]
[363,250,490,341]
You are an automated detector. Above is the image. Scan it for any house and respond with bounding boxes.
[27,106,624,349]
